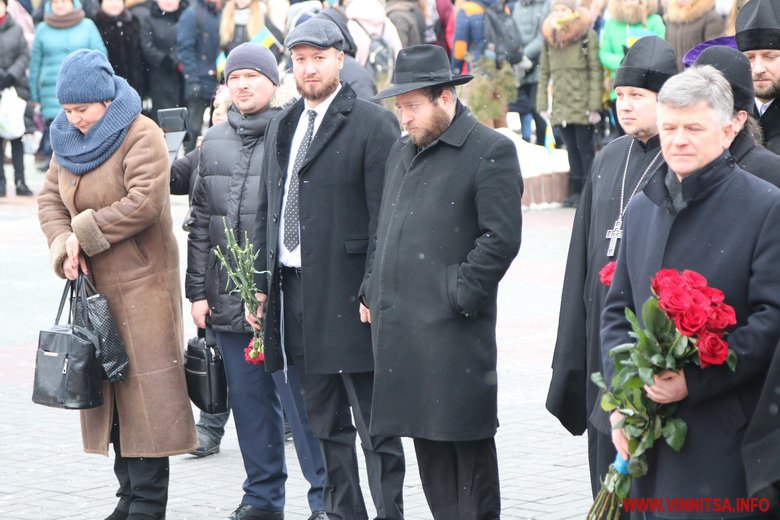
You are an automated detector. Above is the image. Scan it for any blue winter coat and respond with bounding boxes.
[451,0,496,72]
[175,0,220,100]
[29,2,106,120]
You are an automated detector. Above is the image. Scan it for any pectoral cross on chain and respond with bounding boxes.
[606,220,623,258]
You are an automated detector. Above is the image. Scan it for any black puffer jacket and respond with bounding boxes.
[186,104,279,332]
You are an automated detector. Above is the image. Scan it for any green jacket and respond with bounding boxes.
[599,15,665,101]
[537,12,603,127]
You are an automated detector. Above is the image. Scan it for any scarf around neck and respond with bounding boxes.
[50,76,142,175]
[44,8,86,28]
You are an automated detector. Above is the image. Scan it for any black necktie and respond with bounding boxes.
[283,109,317,252]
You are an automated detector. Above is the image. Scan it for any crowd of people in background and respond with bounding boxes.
[0,0,764,203]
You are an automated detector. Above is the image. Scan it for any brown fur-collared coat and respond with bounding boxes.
[37,115,197,458]
[665,0,724,70]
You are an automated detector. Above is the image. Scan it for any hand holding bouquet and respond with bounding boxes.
[214,220,268,365]
[588,268,737,519]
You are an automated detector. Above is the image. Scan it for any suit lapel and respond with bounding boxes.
[275,100,305,176]
[298,84,356,176]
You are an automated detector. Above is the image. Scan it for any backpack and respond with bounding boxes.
[482,2,524,66]
[355,20,395,80]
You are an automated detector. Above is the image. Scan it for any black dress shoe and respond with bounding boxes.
[307,512,328,520]
[225,504,284,520]
[190,435,220,458]
[104,509,129,520]
[15,181,33,196]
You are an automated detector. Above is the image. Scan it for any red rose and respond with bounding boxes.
[599,261,617,287]
[652,269,685,296]
[696,331,730,367]
[707,302,737,333]
[688,289,712,311]
[701,286,725,304]
[674,305,709,336]
[658,287,692,317]
[682,270,708,289]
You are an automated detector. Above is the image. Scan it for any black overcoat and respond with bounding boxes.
[602,154,780,515]
[731,130,780,187]
[95,10,145,96]
[254,83,400,374]
[759,100,780,156]
[362,105,523,441]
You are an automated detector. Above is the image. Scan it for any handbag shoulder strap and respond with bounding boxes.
[73,272,93,328]
[55,279,74,325]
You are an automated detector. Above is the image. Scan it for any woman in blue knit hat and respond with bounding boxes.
[37,49,197,520]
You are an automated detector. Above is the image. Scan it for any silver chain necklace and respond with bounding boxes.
[605,139,662,257]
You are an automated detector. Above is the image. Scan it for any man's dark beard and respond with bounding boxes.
[408,105,452,148]
[297,73,340,103]
[754,77,780,102]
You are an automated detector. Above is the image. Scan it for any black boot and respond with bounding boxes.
[15,181,32,196]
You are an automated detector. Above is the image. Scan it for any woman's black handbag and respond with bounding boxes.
[184,324,229,414]
[73,275,129,382]
[32,275,104,409]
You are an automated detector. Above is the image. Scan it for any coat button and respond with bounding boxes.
[272,215,278,223]
[277,179,283,187]
[270,250,274,258]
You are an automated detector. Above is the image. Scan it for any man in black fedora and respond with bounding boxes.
[360,44,523,519]
[247,18,405,520]
[736,0,780,155]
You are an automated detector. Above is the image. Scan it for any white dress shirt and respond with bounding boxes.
[278,84,342,268]
[757,98,775,117]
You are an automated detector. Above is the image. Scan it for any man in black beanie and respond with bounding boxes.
[547,35,677,506]
[736,0,780,155]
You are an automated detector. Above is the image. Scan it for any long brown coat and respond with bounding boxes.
[37,115,197,457]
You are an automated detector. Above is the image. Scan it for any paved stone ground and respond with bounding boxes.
[0,158,592,519]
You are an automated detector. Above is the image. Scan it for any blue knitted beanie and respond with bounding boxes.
[57,50,116,104]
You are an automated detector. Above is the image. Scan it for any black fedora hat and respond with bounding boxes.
[374,44,473,100]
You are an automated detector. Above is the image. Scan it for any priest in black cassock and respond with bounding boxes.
[545,35,678,499]
[736,0,780,156]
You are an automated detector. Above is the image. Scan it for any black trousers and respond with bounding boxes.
[557,123,596,195]
[0,137,25,185]
[413,437,500,520]
[111,405,169,519]
[282,269,406,520]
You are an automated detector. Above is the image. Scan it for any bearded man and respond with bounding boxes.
[361,44,523,519]
[247,18,406,520]
[736,0,780,154]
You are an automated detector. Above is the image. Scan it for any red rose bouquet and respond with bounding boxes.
[215,220,268,365]
[588,268,737,519]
